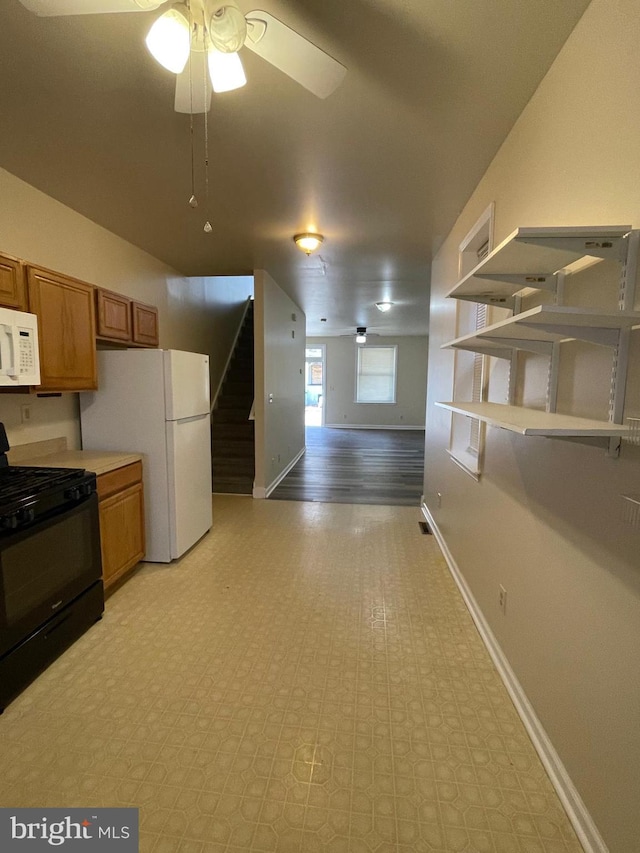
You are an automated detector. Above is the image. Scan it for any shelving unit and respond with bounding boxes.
[447,225,631,308]
[439,225,640,452]
[443,305,640,358]
[435,401,632,438]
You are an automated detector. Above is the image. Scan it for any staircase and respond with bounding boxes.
[211,301,255,494]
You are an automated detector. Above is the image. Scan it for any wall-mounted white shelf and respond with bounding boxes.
[435,401,632,437]
[442,305,640,358]
[447,225,631,307]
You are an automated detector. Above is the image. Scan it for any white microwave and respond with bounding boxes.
[0,307,41,387]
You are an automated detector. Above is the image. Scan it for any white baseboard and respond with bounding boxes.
[323,423,425,430]
[420,501,608,853]
[253,446,306,499]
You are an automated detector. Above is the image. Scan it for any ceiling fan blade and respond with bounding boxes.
[18,0,164,14]
[174,50,212,114]
[244,10,346,99]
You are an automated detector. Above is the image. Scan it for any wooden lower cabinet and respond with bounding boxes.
[96,461,145,591]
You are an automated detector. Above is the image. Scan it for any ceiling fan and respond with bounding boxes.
[17,0,347,113]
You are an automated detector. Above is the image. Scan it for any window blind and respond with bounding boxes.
[356,346,397,403]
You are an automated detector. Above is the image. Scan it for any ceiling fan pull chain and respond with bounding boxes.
[188,24,198,209]
[188,115,198,208]
[203,23,212,234]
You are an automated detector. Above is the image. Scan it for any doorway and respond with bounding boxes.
[305,345,325,427]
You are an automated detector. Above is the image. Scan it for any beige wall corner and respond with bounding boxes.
[253,269,305,497]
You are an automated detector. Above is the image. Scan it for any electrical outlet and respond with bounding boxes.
[437,492,442,508]
[499,585,507,614]
[21,404,31,424]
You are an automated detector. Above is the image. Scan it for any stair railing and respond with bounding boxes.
[211,296,254,413]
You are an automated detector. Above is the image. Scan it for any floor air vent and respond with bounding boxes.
[419,521,432,535]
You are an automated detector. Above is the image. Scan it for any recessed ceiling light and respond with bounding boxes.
[376,301,393,312]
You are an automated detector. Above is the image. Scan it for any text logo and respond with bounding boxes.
[1,808,138,851]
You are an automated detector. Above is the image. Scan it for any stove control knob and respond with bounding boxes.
[17,507,36,525]
[79,483,93,497]
[0,513,19,530]
[65,487,81,501]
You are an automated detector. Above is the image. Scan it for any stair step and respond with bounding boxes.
[223,379,253,392]
[212,422,254,439]
[213,458,255,475]
[212,439,254,458]
[217,396,253,410]
[211,409,253,423]
[212,478,253,495]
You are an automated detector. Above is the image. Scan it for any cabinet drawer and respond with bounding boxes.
[96,461,142,500]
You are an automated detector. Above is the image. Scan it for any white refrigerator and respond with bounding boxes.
[80,349,213,563]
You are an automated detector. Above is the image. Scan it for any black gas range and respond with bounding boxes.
[0,424,104,712]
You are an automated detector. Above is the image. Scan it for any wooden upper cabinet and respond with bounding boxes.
[0,252,28,311]
[27,266,98,392]
[132,300,159,347]
[95,288,132,342]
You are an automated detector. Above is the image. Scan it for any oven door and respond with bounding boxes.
[0,492,103,659]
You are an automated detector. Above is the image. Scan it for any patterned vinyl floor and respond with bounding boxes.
[0,496,583,853]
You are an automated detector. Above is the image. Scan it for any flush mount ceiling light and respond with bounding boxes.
[355,327,367,344]
[294,233,324,255]
[375,301,394,312]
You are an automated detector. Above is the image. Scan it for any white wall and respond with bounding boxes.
[423,2,640,851]
[253,270,305,497]
[308,335,428,428]
[0,167,251,451]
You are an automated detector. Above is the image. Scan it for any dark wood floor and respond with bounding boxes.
[269,427,425,506]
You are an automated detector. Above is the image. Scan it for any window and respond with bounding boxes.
[356,346,397,403]
[449,202,494,479]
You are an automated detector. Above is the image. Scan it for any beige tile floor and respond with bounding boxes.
[0,496,584,853]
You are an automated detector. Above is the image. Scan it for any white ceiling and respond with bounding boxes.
[0,0,590,336]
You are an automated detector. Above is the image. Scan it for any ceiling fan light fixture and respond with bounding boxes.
[208,48,246,93]
[376,301,393,312]
[294,232,324,255]
[145,4,191,74]
[356,327,367,344]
